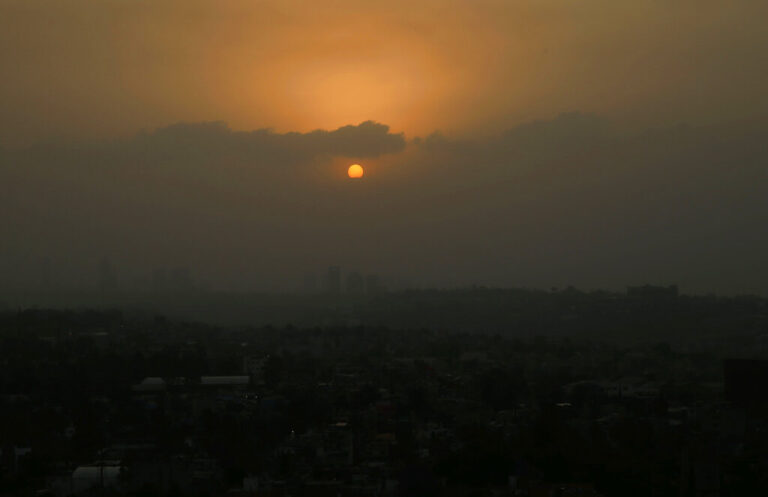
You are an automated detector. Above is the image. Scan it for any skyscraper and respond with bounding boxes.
[323,266,341,295]
[98,257,117,292]
[346,271,364,294]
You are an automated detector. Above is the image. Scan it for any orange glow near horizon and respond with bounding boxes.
[4,1,763,147]
[264,47,452,136]
[347,164,364,179]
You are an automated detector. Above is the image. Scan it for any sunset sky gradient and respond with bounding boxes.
[2,0,767,144]
[1,1,767,295]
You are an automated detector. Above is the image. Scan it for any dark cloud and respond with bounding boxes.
[128,120,405,160]
[1,115,766,295]
[399,113,768,293]
[0,120,405,290]
[58,120,400,178]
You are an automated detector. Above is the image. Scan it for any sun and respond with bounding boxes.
[347,164,364,179]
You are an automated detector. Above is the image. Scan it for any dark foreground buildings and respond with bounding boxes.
[1,289,767,496]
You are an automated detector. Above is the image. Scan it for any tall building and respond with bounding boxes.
[323,266,341,294]
[724,359,768,407]
[365,274,384,294]
[152,268,167,292]
[345,271,364,294]
[303,272,317,294]
[169,266,194,292]
[98,257,117,292]
[39,257,52,291]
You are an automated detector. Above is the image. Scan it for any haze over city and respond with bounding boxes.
[1,0,767,296]
[4,3,768,497]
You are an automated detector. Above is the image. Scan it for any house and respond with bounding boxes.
[71,461,123,494]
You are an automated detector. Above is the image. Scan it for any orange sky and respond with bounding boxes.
[1,0,767,145]
[2,1,768,294]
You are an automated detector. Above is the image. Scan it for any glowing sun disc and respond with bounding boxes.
[348,164,364,179]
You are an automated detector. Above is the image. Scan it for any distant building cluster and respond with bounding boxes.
[304,265,385,296]
[626,284,678,298]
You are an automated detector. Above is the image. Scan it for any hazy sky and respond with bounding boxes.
[2,0,767,144]
[1,1,767,294]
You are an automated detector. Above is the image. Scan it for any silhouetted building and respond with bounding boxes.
[169,266,194,292]
[627,284,678,298]
[724,358,768,407]
[152,268,167,292]
[72,462,123,494]
[345,271,364,294]
[200,376,250,389]
[365,274,384,294]
[39,257,52,291]
[303,272,317,294]
[243,355,268,383]
[323,266,341,295]
[99,257,118,292]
